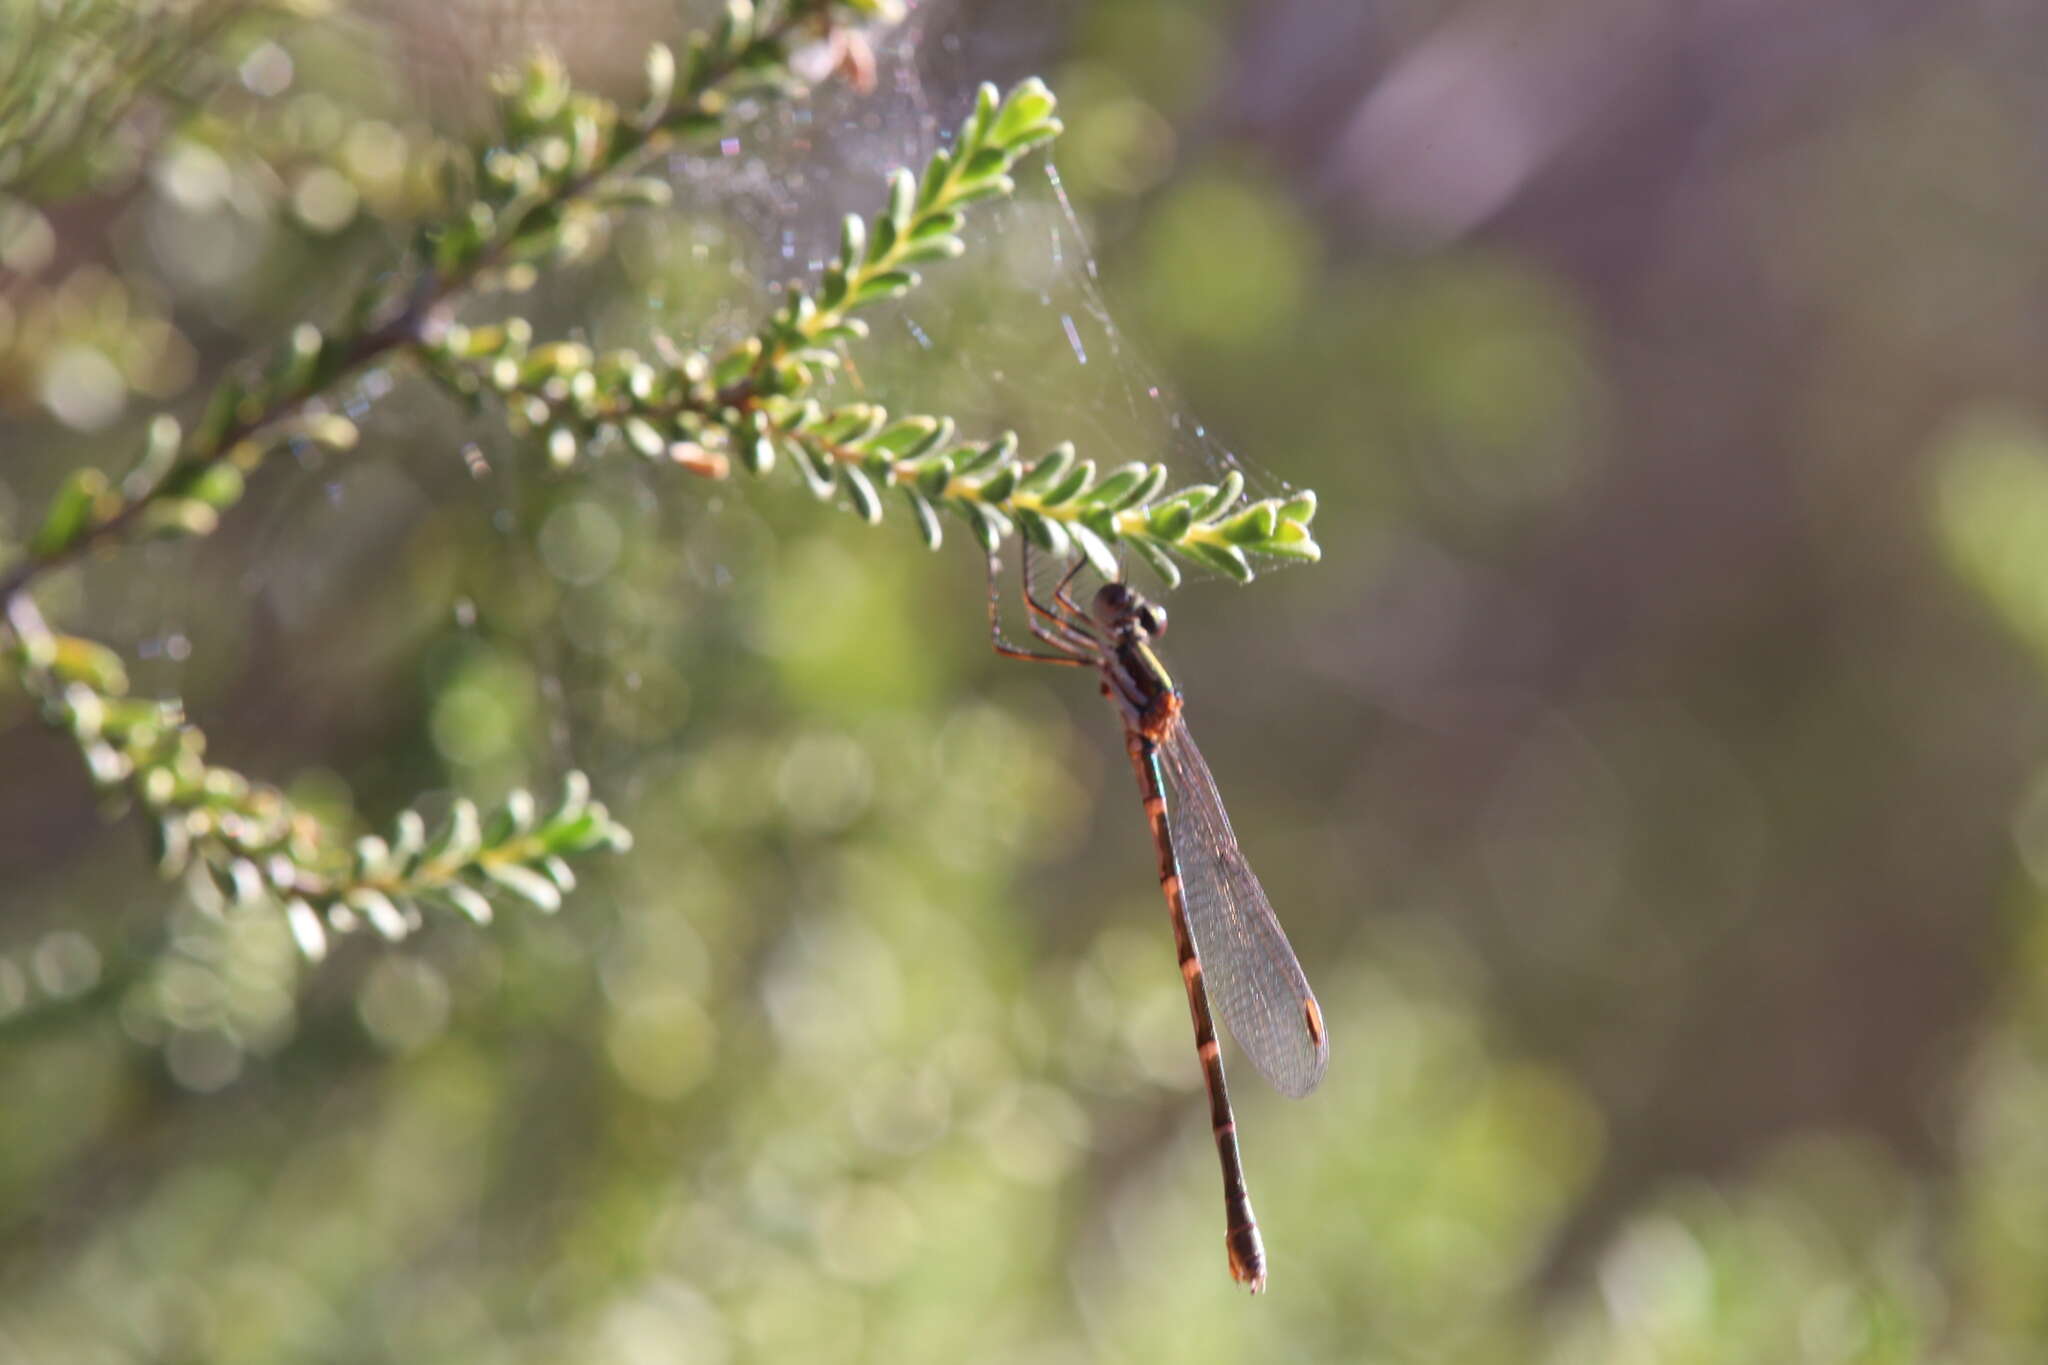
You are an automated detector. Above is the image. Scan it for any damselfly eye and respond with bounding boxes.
[1139,602,1168,637]
[1092,582,1135,625]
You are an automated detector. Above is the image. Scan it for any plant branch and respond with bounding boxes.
[0,0,879,614]
[414,79,1321,584]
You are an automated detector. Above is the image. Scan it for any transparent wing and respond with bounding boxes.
[1157,720,1328,1098]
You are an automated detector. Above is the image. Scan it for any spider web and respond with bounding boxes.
[651,0,1296,533]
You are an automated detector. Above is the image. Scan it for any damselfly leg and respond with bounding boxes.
[985,548,1093,668]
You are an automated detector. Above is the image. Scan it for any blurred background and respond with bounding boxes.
[9,0,2048,1359]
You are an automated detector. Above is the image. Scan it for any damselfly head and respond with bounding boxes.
[1093,583,1168,640]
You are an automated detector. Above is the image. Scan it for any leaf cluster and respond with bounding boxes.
[1,0,901,978]
[422,80,1322,583]
[4,599,629,962]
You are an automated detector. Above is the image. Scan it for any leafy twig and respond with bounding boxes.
[0,0,883,608]
[3,594,629,958]
[0,0,901,961]
[418,80,1322,583]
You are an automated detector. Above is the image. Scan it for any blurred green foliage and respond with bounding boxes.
[7,1,2048,1363]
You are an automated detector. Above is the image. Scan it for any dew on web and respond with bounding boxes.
[1060,314,1087,367]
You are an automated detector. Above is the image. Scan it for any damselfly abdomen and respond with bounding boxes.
[989,550,1329,1291]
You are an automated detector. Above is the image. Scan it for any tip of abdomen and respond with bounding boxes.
[1227,1223,1267,1293]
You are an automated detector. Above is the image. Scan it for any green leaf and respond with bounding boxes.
[917,147,952,206]
[1108,463,1167,512]
[347,888,410,941]
[884,166,916,228]
[558,770,592,819]
[715,0,755,56]
[1181,539,1253,583]
[483,861,562,912]
[712,339,761,389]
[641,42,676,122]
[841,464,883,524]
[909,211,964,242]
[1080,462,1150,510]
[999,121,1062,153]
[789,439,837,499]
[902,488,943,549]
[959,147,1009,184]
[139,499,219,540]
[851,269,918,305]
[895,235,964,266]
[964,502,1012,553]
[1219,499,1281,544]
[1015,443,1074,496]
[1015,508,1069,558]
[816,405,886,445]
[1069,521,1120,581]
[1129,536,1183,589]
[445,882,496,926]
[954,431,1017,476]
[898,417,953,460]
[990,78,1059,148]
[153,815,192,877]
[872,416,941,456]
[49,636,129,696]
[425,799,484,867]
[273,323,326,393]
[284,898,327,959]
[977,462,1019,504]
[913,456,953,498]
[1194,470,1246,523]
[124,416,183,498]
[623,416,667,458]
[1257,532,1323,563]
[1038,458,1095,509]
[30,467,110,557]
[392,810,427,865]
[184,463,245,511]
[963,82,999,150]
[1147,501,1195,541]
[837,213,866,271]
[486,789,537,845]
[946,174,1014,206]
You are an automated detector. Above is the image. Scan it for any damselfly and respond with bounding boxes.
[989,548,1328,1291]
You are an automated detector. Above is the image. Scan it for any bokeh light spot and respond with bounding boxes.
[538,499,624,586]
[357,957,452,1053]
[32,930,102,998]
[606,987,716,1100]
[291,166,359,233]
[816,1182,920,1284]
[1139,170,1315,348]
[165,1028,244,1093]
[40,343,126,430]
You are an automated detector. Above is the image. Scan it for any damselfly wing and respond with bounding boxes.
[1156,720,1328,1100]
